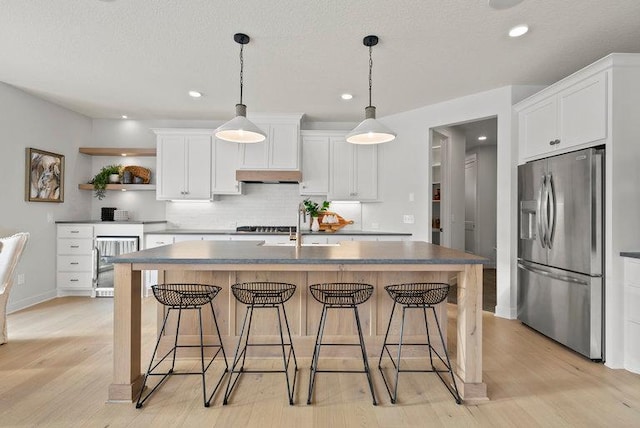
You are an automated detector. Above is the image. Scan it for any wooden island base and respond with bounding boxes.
[108,241,488,404]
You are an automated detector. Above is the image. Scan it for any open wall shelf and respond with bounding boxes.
[79,147,156,157]
[78,184,156,191]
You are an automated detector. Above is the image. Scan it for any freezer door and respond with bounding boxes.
[517,260,602,360]
[518,159,548,265]
[546,148,603,275]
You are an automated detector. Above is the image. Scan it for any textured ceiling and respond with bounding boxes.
[1,0,640,122]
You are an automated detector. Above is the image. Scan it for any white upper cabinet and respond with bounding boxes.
[517,69,608,163]
[238,114,303,170]
[328,136,378,201]
[154,129,212,200]
[299,131,333,195]
[212,138,242,195]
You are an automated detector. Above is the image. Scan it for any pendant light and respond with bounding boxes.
[215,33,266,143]
[346,35,396,145]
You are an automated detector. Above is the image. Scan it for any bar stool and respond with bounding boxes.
[136,284,228,408]
[378,282,461,404]
[307,282,377,405]
[223,282,298,405]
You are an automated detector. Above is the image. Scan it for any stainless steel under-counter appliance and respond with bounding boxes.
[94,235,139,297]
[517,147,604,360]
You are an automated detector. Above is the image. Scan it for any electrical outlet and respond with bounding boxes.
[17,273,25,285]
[403,215,415,224]
[46,212,54,223]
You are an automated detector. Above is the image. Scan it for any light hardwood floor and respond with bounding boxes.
[1,297,639,427]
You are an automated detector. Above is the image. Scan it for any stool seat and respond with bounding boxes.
[385,283,449,306]
[231,282,296,305]
[153,284,220,307]
[309,282,373,306]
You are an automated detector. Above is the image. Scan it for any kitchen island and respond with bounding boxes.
[109,240,488,403]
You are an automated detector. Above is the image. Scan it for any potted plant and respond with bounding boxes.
[302,199,329,231]
[89,164,122,200]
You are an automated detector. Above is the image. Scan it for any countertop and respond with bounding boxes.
[111,239,487,265]
[55,220,168,225]
[147,228,412,236]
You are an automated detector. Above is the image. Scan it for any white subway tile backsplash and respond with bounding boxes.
[166,183,362,230]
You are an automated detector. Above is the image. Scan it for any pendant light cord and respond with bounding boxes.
[239,43,244,105]
[368,44,373,107]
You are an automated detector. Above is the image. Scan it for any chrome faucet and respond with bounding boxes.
[294,201,307,249]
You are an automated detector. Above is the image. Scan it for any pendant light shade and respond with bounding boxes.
[346,35,396,145]
[215,33,266,144]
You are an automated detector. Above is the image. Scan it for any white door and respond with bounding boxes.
[465,154,478,254]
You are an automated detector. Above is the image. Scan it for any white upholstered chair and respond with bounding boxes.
[0,232,29,345]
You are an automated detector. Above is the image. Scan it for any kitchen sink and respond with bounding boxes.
[258,242,341,247]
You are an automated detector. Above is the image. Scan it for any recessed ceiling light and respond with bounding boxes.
[478,136,487,141]
[509,25,529,38]
[121,115,128,119]
[341,93,353,100]
[488,0,524,10]
[188,90,202,98]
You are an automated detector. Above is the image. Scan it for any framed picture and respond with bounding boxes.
[25,148,65,202]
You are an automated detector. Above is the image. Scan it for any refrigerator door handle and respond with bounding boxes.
[546,174,556,248]
[536,175,547,248]
[518,262,589,286]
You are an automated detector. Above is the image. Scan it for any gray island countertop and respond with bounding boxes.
[111,239,487,265]
[145,228,412,237]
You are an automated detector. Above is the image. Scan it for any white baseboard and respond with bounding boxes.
[494,305,517,320]
[7,290,57,314]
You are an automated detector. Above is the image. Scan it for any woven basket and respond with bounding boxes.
[123,165,151,184]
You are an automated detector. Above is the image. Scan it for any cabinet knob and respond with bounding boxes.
[549,139,561,146]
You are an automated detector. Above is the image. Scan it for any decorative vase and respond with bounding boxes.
[311,216,320,232]
[109,174,120,184]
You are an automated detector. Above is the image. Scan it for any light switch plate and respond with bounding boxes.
[403,215,415,224]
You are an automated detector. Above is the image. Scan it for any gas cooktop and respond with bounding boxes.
[236,226,297,233]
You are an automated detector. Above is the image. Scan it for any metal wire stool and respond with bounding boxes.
[136,284,228,408]
[307,282,377,405]
[223,282,298,405]
[377,283,461,404]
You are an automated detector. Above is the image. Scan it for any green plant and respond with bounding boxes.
[89,164,122,200]
[302,198,330,217]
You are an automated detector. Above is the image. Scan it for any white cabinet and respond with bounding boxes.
[623,257,640,374]
[299,131,333,195]
[57,225,94,296]
[212,138,242,195]
[144,234,174,291]
[517,71,608,162]
[154,130,212,200]
[238,115,303,170]
[328,137,378,201]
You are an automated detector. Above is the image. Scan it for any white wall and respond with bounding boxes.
[367,86,519,318]
[0,82,92,312]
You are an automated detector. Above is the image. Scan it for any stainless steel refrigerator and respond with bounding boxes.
[517,147,604,360]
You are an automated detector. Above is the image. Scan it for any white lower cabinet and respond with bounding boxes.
[623,257,640,374]
[56,225,94,296]
[144,234,174,291]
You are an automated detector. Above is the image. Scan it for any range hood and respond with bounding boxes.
[235,170,302,183]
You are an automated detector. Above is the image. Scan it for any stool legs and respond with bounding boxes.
[136,303,227,408]
[378,303,461,405]
[307,303,377,406]
[224,300,298,405]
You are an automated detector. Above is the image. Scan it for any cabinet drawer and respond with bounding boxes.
[624,258,640,288]
[57,255,93,272]
[57,272,93,289]
[58,225,93,239]
[625,285,640,324]
[57,238,93,255]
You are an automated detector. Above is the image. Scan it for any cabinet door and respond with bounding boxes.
[559,72,607,148]
[157,135,187,199]
[353,144,378,201]
[212,138,242,194]
[184,136,211,199]
[300,135,330,195]
[329,137,355,200]
[520,96,559,160]
[238,123,269,168]
[269,123,300,169]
